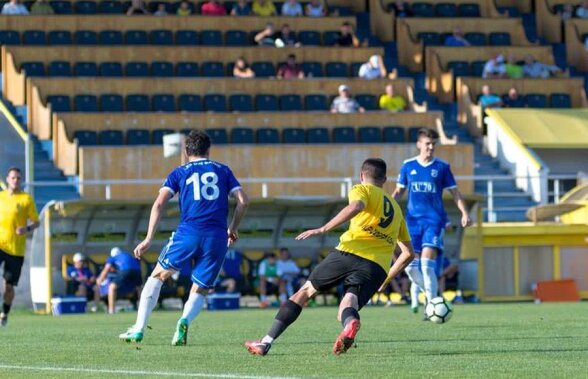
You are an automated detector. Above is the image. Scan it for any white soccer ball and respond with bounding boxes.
[425,296,453,324]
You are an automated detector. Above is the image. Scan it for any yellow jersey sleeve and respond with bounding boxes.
[348,185,368,206]
[398,218,411,242]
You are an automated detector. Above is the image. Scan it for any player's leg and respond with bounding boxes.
[420,224,444,302]
[404,227,426,295]
[410,282,421,312]
[278,278,288,304]
[333,289,361,355]
[107,282,117,314]
[0,253,24,326]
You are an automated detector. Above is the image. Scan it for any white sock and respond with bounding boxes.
[181,292,206,324]
[405,260,425,289]
[261,335,274,344]
[135,277,163,331]
[410,282,420,308]
[421,258,439,302]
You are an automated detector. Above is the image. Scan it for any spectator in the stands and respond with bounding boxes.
[559,4,574,21]
[126,0,149,15]
[335,21,360,47]
[391,0,411,17]
[153,3,167,15]
[331,84,365,114]
[523,54,562,78]
[276,248,300,303]
[65,253,96,299]
[233,57,256,78]
[358,54,390,80]
[444,27,471,47]
[305,0,326,17]
[281,0,303,16]
[482,54,507,79]
[254,22,277,46]
[201,0,226,15]
[576,0,588,18]
[277,54,305,79]
[231,0,251,16]
[30,0,54,14]
[215,249,244,294]
[379,84,406,112]
[258,252,279,308]
[505,54,524,79]
[275,23,301,47]
[176,0,192,16]
[1,0,29,15]
[252,0,277,16]
[502,87,526,108]
[478,85,503,108]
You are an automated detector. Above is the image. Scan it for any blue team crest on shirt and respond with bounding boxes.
[431,169,438,177]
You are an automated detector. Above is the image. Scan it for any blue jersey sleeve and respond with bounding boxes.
[106,256,115,266]
[162,168,182,196]
[226,167,241,194]
[442,163,457,190]
[397,162,408,188]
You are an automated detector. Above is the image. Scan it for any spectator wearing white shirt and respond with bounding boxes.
[276,248,300,303]
[281,0,302,16]
[482,54,507,79]
[358,54,388,80]
[331,84,365,114]
[576,0,588,19]
[1,0,29,15]
[523,54,561,78]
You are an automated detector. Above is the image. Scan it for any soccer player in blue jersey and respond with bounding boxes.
[392,128,470,314]
[119,130,249,344]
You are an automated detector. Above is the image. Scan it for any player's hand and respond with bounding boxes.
[227,228,238,246]
[134,239,151,259]
[295,227,325,241]
[461,214,472,227]
[15,226,27,235]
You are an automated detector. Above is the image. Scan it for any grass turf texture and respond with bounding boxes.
[1,303,587,378]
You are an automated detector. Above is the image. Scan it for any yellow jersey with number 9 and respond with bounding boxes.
[336,184,410,271]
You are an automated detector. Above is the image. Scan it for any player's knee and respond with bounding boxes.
[300,281,317,297]
[191,285,208,295]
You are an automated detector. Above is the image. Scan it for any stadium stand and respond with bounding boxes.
[536,0,579,43]
[564,19,588,72]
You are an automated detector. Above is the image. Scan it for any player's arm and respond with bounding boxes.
[378,239,415,292]
[134,189,173,258]
[16,200,40,235]
[391,186,406,201]
[228,188,249,246]
[448,187,471,227]
[96,263,113,285]
[296,200,365,240]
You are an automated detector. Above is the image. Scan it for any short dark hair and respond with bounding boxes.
[287,54,296,60]
[185,130,211,157]
[417,128,439,141]
[361,158,387,183]
[7,167,21,176]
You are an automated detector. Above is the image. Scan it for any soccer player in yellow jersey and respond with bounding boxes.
[245,158,415,356]
[0,167,39,326]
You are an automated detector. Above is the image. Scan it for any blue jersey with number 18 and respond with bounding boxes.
[161,158,241,237]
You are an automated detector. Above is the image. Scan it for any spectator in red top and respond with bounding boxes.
[277,54,305,79]
[201,0,226,15]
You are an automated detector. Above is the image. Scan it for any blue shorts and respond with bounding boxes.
[158,230,227,289]
[407,220,445,254]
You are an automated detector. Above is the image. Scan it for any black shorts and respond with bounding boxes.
[0,249,25,286]
[308,250,387,309]
[112,270,143,289]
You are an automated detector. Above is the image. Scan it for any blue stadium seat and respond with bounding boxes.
[256,128,279,144]
[201,61,225,77]
[203,94,227,112]
[99,30,123,45]
[151,61,174,77]
[251,61,275,78]
[471,60,486,77]
[125,62,149,77]
[47,95,71,112]
[524,94,547,108]
[411,2,435,17]
[301,62,323,77]
[304,94,328,111]
[350,62,363,77]
[178,94,202,112]
[207,128,228,144]
[200,30,223,46]
[23,30,46,45]
[417,32,441,46]
[332,127,356,143]
[464,32,486,46]
[298,30,321,46]
[127,129,151,145]
[355,94,378,111]
[74,95,98,112]
[125,30,148,45]
[323,31,339,46]
[99,0,123,14]
[383,126,405,143]
[331,6,351,16]
[176,62,199,77]
[489,32,511,46]
[255,94,279,111]
[99,130,124,145]
[75,0,98,14]
[48,30,72,45]
[48,61,71,76]
[100,94,124,112]
[358,127,382,143]
[279,94,303,111]
[152,128,174,144]
[175,30,198,45]
[448,61,470,77]
[282,128,305,143]
[325,62,349,77]
[550,93,571,108]
[99,62,123,77]
[408,127,421,142]
[0,30,20,45]
[435,3,458,17]
[126,94,151,112]
[229,94,254,112]
[21,62,45,76]
[50,0,73,14]
[74,62,98,77]
[150,30,174,45]
[231,127,255,144]
[225,30,249,46]
[74,130,98,146]
[152,94,176,112]
[307,127,330,143]
[458,3,480,17]
[75,30,98,45]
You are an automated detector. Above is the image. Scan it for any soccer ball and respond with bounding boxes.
[425,297,453,324]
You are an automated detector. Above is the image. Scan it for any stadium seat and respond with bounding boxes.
[175,30,198,45]
[99,30,123,45]
[74,30,98,45]
[150,30,174,45]
[279,94,303,111]
[231,127,255,144]
[298,30,321,46]
[464,32,486,46]
[307,127,330,143]
[99,0,123,14]
[207,128,228,144]
[501,94,525,108]
[304,94,328,111]
[282,128,305,143]
[412,2,435,17]
[350,62,363,77]
[255,94,279,111]
[323,31,340,46]
[152,94,176,112]
[200,30,223,46]
[448,61,470,77]
[126,94,151,112]
[417,32,441,46]
[73,130,98,146]
[75,0,98,14]
[358,127,382,143]
[99,62,123,77]
[152,128,174,145]
[74,95,98,112]
[489,32,511,46]
[0,30,20,45]
[524,94,547,108]
[471,61,486,77]
[127,129,151,145]
[178,94,202,112]
[125,30,149,45]
[325,62,349,77]
[201,61,225,77]
[21,62,45,76]
[203,94,227,112]
[435,3,458,17]
[50,0,73,14]
[251,61,275,78]
[332,127,356,143]
[383,126,405,143]
[458,3,480,17]
[225,30,249,46]
[176,62,199,77]
[125,62,149,77]
[151,61,174,77]
[550,93,571,108]
[48,30,72,45]
[47,95,71,112]
[229,94,254,112]
[355,94,378,111]
[99,130,124,145]
[23,30,46,45]
[100,94,124,112]
[256,128,279,144]
[408,127,421,142]
[301,62,323,78]
[74,62,98,77]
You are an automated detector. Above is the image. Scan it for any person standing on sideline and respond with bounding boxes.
[119,130,249,345]
[0,167,39,326]
[392,128,471,316]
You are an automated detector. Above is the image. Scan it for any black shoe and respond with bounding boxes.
[0,312,7,327]
[245,340,271,356]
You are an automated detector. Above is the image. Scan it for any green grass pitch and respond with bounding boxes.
[1,303,587,378]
